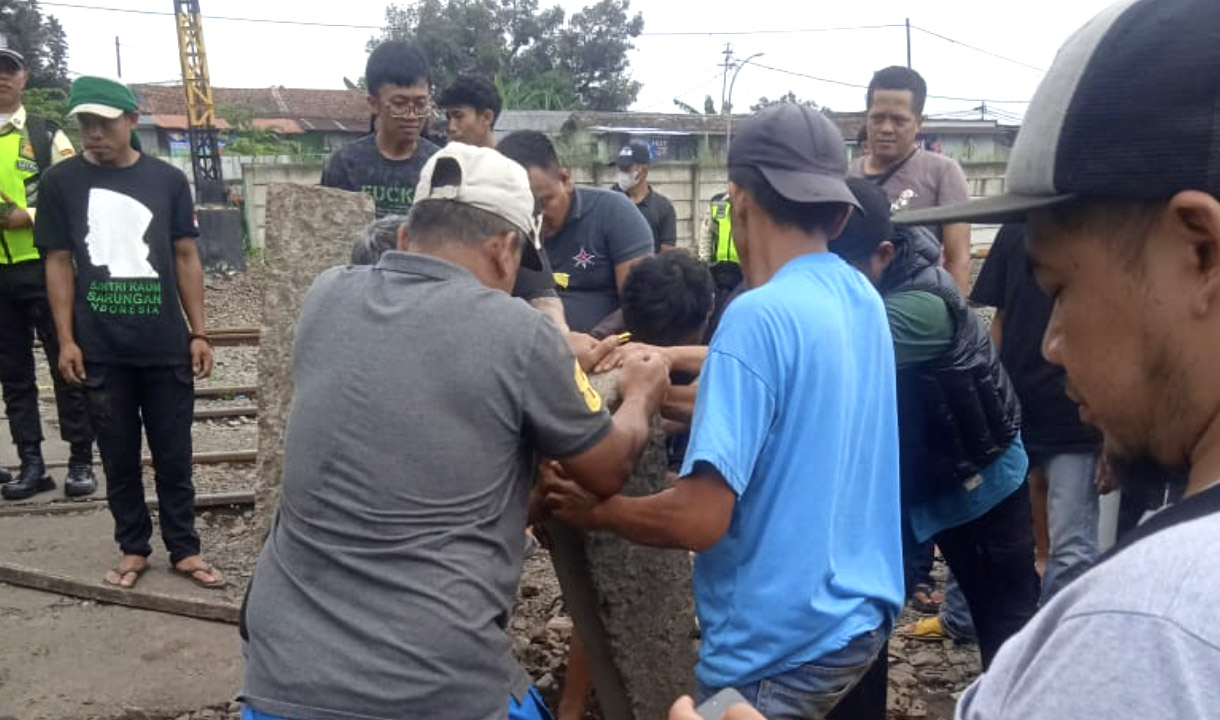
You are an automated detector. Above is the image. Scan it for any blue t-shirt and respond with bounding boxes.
[680,252,905,689]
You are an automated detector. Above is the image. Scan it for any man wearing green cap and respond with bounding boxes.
[0,32,96,501]
[35,76,224,590]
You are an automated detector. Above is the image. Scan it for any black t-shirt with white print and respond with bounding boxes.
[34,154,198,367]
[320,134,440,218]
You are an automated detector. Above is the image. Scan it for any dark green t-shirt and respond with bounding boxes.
[320,134,440,218]
[885,290,953,368]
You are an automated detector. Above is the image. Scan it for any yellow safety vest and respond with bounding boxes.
[711,199,738,265]
[0,127,40,265]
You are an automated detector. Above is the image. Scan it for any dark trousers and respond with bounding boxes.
[902,523,936,594]
[934,481,1039,669]
[85,364,198,564]
[0,261,92,447]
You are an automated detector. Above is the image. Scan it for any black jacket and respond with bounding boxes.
[882,225,1022,504]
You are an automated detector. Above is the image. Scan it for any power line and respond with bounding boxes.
[749,61,1032,105]
[637,67,726,112]
[911,25,1044,73]
[40,2,382,29]
[639,24,903,38]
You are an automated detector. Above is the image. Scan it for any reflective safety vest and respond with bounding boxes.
[711,198,738,265]
[0,123,41,265]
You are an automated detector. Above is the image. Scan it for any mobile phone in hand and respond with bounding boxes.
[695,688,752,720]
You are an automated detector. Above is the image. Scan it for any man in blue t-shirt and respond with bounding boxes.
[541,105,904,720]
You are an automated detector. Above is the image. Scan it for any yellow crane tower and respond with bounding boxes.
[173,0,225,205]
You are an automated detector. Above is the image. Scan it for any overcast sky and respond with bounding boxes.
[43,0,1118,120]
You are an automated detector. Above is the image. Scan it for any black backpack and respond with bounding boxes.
[24,114,60,173]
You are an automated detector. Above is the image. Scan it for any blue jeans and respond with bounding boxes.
[1040,452,1100,602]
[241,686,553,720]
[696,627,888,720]
[940,575,977,643]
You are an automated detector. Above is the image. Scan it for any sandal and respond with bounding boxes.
[899,616,947,641]
[103,561,149,590]
[172,561,226,589]
[910,583,944,614]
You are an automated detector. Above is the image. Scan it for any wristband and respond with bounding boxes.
[189,334,213,347]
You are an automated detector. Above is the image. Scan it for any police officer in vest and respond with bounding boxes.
[831,178,1038,675]
[702,191,744,339]
[0,35,95,500]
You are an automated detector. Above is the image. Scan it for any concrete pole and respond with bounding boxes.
[725,52,765,155]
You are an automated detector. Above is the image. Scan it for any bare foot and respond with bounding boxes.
[103,554,150,589]
[173,555,226,589]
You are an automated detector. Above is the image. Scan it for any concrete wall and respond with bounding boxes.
[242,163,324,250]
[236,158,1008,251]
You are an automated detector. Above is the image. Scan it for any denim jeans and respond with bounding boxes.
[940,575,977,642]
[1040,452,1100,601]
[696,626,888,720]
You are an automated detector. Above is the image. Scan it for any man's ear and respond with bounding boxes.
[488,231,521,280]
[366,94,380,115]
[558,167,573,191]
[827,205,854,239]
[481,109,496,129]
[1167,190,1220,317]
[397,223,410,252]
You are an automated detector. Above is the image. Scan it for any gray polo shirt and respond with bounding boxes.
[241,251,612,720]
[546,186,654,333]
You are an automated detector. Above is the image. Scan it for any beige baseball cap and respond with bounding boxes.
[413,143,545,270]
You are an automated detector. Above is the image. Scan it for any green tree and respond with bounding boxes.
[0,0,70,89]
[216,103,301,156]
[372,0,643,111]
[750,90,819,113]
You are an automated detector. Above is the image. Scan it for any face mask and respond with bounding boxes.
[616,170,640,192]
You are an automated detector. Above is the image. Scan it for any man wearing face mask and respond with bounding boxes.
[612,142,677,253]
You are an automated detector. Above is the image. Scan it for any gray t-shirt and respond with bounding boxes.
[241,251,612,720]
[956,483,1220,719]
[849,149,969,241]
[546,186,654,333]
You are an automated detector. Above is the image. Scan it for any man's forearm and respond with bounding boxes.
[530,296,569,332]
[589,482,727,552]
[661,383,697,425]
[176,243,207,334]
[45,252,77,345]
[663,345,707,376]
[943,223,972,293]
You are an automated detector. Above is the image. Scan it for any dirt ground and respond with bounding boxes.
[0,264,985,720]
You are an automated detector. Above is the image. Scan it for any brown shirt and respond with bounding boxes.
[849,148,969,215]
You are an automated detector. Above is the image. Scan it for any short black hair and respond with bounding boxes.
[867,66,927,116]
[498,130,560,172]
[621,251,715,347]
[437,74,503,124]
[728,165,846,236]
[366,41,431,95]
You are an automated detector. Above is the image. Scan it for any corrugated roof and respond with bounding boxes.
[133,85,369,129]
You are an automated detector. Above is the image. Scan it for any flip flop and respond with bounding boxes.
[172,562,226,589]
[899,616,947,641]
[103,563,149,590]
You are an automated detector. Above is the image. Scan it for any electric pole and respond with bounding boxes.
[115,36,122,78]
[905,18,912,68]
[720,43,733,114]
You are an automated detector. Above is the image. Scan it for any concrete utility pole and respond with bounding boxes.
[906,18,912,68]
[725,52,764,152]
[720,43,733,114]
[114,36,122,78]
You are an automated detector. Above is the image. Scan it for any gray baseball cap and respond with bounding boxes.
[0,34,25,69]
[729,104,859,209]
[895,0,1220,225]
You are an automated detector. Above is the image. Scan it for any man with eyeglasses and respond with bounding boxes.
[322,41,438,218]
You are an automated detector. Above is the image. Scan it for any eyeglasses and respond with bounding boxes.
[383,97,431,118]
